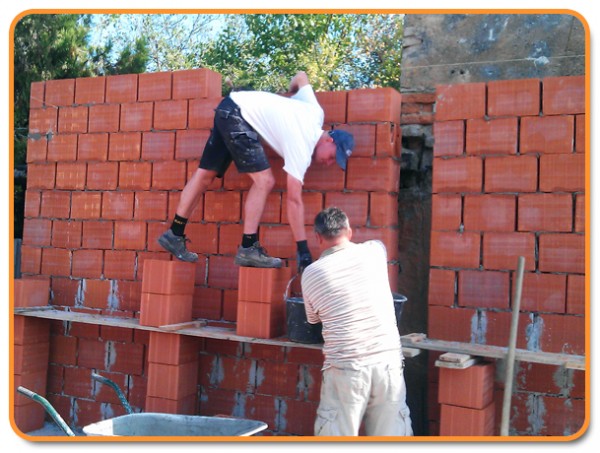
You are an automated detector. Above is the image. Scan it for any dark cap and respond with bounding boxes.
[329,130,354,170]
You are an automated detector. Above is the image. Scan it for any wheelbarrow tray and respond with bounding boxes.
[82,412,267,437]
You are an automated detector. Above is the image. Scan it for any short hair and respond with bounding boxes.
[314,207,350,240]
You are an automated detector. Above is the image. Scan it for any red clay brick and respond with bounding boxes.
[433,121,464,157]
[108,132,142,161]
[14,370,49,407]
[175,129,210,160]
[566,274,585,315]
[204,190,242,222]
[24,190,41,218]
[428,305,477,343]
[58,106,88,134]
[55,162,87,190]
[141,259,196,295]
[431,194,462,231]
[20,245,42,275]
[110,341,145,374]
[179,222,218,255]
[346,157,400,192]
[542,75,585,115]
[430,231,480,269]
[369,192,398,227]
[26,163,56,190]
[145,396,196,415]
[439,402,495,436]
[435,82,486,121]
[483,232,536,271]
[40,191,71,218]
[51,220,82,248]
[432,156,482,193]
[335,124,376,157]
[347,87,401,123]
[172,68,222,100]
[487,78,540,117]
[29,107,58,135]
[13,402,46,433]
[315,90,347,124]
[22,218,52,246]
[484,155,538,193]
[88,104,120,133]
[151,160,187,190]
[192,286,223,320]
[281,191,322,226]
[139,292,193,327]
[189,98,222,129]
[77,133,108,161]
[103,250,136,280]
[238,266,292,304]
[428,268,455,307]
[120,102,153,132]
[237,299,286,339]
[464,194,516,232]
[153,99,188,130]
[45,78,75,107]
[324,192,368,227]
[14,277,50,308]
[538,233,585,274]
[72,249,103,278]
[375,122,400,157]
[438,362,495,409]
[536,313,584,355]
[26,136,47,163]
[458,270,510,309]
[539,153,585,192]
[207,256,239,289]
[14,316,50,346]
[71,192,102,219]
[256,361,300,398]
[517,193,572,232]
[466,117,518,155]
[521,272,567,313]
[29,81,45,109]
[46,134,77,161]
[302,161,345,191]
[101,191,134,219]
[260,225,295,260]
[114,220,147,250]
[142,131,176,160]
[217,223,243,255]
[75,76,105,105]
[80,278,111,309]
[14,342,50,374]
[520,115,574,154]
[118,161,152,190]
[147,361,198,400]
[106,73,138,103]
[138,71,172,101]
[575,114,585,153]
[222,289,238,321]
[86,161,118,190]
[241,191,281,224]
[134,191,168,221]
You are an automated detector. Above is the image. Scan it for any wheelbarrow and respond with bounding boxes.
[17,372,267,437]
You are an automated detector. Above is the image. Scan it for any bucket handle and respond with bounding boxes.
[284,273,300,301]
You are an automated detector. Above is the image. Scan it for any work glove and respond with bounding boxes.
[297,250,313,273]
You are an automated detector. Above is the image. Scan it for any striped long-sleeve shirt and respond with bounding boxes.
[301,240,403,370]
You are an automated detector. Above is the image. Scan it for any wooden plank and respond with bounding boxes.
[159,320,207,331]
[14,309,586,369]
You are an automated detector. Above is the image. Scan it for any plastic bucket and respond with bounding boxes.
[286,297,324,344]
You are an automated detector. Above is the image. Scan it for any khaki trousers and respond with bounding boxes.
[314,362,413,436]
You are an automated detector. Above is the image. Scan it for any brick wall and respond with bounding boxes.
[429,76,586,436]
[19,69,402,435]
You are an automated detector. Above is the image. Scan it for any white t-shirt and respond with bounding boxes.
[301,240,403,370]
[229,86,324,183]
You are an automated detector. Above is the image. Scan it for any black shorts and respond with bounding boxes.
[199,96,271,177]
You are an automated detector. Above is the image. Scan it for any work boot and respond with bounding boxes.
[234,242,282,268]
[158,230,198,263]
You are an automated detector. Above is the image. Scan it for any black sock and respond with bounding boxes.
[297,240,309,253]
[170,214,188,236]
[242,233,258,248]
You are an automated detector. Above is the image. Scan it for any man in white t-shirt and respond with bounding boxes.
[301,207,413,436]
[158,71,354,270]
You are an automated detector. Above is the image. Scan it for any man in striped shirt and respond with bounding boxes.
[301,207,413,436]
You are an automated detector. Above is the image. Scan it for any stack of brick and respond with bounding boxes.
[13,278,51,433]
[429,75,586,435]
[236,266,292,339]
[141,259,199,414]
[438,362,495,436]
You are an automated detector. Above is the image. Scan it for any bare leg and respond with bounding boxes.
[243,168,275,234]
[176,168,218,218]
